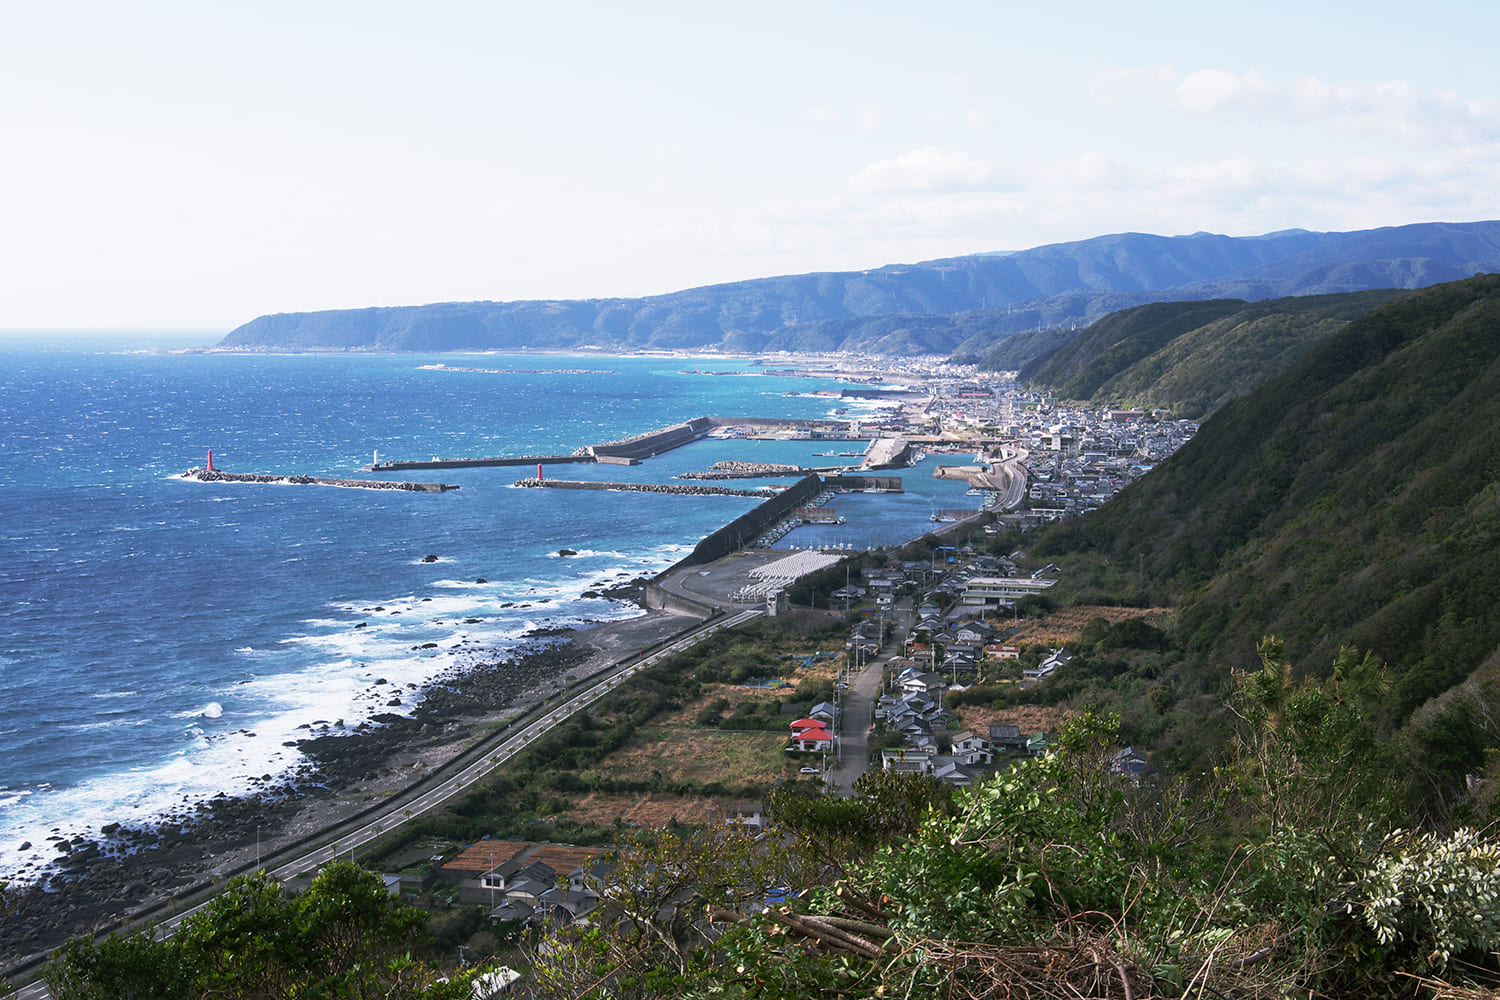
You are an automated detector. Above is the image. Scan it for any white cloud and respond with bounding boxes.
[805,104,836,122]
[855,102,881,131]
[847,147,1001,195]
[1160,68,1500,147]
[1174,69,1277,114]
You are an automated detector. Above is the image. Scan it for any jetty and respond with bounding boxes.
[512,478,772,498]
[181,469,458,492]
[368,418,717,471]
[365,417,916,474]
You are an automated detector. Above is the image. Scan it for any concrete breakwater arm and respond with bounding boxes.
[677,460,807,479]
[512,478,772,498]
[182,469,458,492]
[368,417,718,471]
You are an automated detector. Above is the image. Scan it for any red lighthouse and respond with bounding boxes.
[207,449,215,472]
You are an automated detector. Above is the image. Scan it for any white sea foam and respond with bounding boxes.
[0,555,665,885]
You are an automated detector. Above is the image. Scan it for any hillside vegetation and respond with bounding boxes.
[1036,273,1500,734]
[1015,289,1409,417]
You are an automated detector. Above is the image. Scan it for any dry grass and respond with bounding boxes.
[1014,605,1172,646]
[594,727,789,785]
[954,703,1070,738]
[562,792,722,828]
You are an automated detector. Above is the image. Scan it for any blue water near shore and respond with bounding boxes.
[0,346,978,880]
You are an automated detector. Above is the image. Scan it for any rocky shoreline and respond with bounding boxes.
[0,588,691,972]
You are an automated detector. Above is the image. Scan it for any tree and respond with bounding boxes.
[1224,637,1398,833]
[44,862,475,1000]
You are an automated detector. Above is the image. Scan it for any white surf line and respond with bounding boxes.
[271,608,765,879]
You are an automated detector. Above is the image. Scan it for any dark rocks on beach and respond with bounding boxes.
[557,548,578,556]
[422,554,439,562]
[0,631,596,971]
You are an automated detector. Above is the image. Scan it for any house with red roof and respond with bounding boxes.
[788,719,834,752]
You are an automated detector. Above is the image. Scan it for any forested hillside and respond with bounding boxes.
[1038,275,1500,727]
[1017,289,1408,417]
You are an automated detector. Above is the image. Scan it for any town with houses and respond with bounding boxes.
[409,365,1185,937]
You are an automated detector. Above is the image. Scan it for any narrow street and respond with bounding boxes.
[830,601,911,795]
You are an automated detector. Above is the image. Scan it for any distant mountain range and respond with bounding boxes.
[218,221,1500,354]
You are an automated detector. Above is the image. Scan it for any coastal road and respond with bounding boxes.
[267,607,765,881]
[10,608,764,1000]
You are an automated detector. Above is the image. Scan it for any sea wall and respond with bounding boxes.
[675,473,824,568]
[589,417,714,461]
[641,585,720,619]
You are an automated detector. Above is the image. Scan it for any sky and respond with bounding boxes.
[3,0,1499,332]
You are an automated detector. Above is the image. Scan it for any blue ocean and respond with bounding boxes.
[0,345,978,881]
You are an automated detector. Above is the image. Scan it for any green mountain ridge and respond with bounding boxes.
[1018,289,1411,417]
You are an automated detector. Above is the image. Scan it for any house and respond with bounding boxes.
[1111,746,1154,784]
[536,885,600,925]
[718,800,769,829]
[950,730,993,765]
[809,701,840,724]
[954,622,996,645]
[987,724,1029,754]
[943,651,977,676]
[440,841,603,909]
[881,747,935,774]
[789,723,834,752]
[1024,648,1073,683]
[898,670,947,700]
[930,758,978,786]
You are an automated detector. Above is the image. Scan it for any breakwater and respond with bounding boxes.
[367,417,716,471]
[181,469,458,492]
[589,417,714,462]
[677,474,825,566]
[512,478,771,498]
[677,460,806,480]
[824,475,904,492]
[369,454,589,471]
